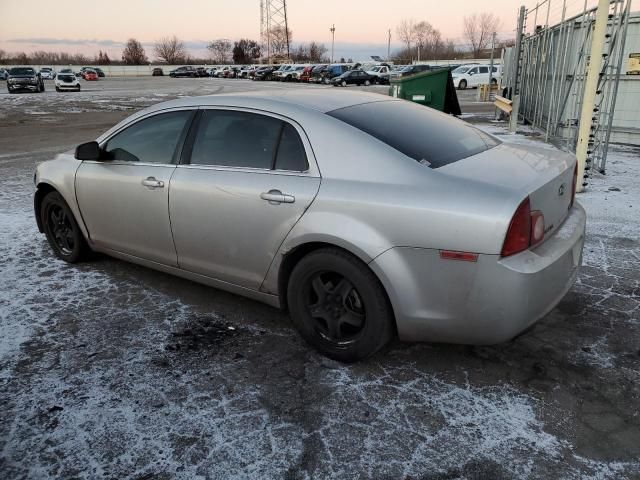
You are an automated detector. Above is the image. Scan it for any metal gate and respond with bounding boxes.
[503,0,631,186]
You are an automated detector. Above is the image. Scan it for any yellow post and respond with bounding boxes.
[575,0,610,192]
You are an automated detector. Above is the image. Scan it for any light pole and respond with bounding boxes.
[330,24,336,63]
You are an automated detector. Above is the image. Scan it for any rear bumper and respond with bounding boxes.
[370,203,586,345]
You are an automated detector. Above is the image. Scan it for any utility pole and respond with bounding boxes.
[488,31,496,90]
[330,24,336,63]
[575,0,609,192]
[387,29,391,62]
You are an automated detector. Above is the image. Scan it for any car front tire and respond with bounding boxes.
[458,79,467,89]
[287,248,395,362]
[41,191,89,263]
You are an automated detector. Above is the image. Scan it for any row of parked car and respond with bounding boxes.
[160,62,502,89]
[2,66,107,93]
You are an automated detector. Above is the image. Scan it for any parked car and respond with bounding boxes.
[152,68,164,76]
[196,67,209,77]
[81,69,98,81]
[0,68,9,80]
[206,67,218,77]
[287,65,310,82]
[169,66,197,78]
[6,67,45,93]
[33,90,585,362]
[40,67,56,80]
[59,68,75,75]
[309,65,329,83]
[272,64,294,81]
[55,72,81,92]
[253,66,276,81]
[321,64,351,84]
[452,64,501,89]
[93,67,106,78]
[215,66,231,78]
[389,64,432,80]
[365,65,391,84]
[331,69,375,87]
[239,65,258,78]
[299,65,320,83]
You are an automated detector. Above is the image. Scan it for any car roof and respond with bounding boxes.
[143,89,395,115]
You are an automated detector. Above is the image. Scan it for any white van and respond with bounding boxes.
[451,64,501,89]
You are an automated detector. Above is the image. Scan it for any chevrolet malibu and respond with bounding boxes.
[33,91,586,362]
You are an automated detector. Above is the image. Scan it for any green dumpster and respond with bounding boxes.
[389,68,461,115]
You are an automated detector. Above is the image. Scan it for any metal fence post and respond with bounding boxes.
[509,95,520,133]
[575,0,609,192]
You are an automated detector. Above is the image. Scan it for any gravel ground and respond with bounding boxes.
[0,77,639,480]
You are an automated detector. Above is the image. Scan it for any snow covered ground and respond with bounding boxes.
[0,79,638,479]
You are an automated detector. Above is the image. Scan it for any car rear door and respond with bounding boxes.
[169,108,321,290]
[75,109,195,266]
[475,66,489,86]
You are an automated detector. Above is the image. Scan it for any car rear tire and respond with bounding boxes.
[41,191,89,263]
[458,79,467,89]
[55,87,60,92]
[364,80,371,86]
[341,80,347,87]
[491,78,498,85]
[287,248,395,362]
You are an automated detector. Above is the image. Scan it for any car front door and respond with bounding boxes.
[169,108,321,290]
[75,109,194,266]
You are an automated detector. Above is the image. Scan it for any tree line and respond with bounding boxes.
[0,14,512,67]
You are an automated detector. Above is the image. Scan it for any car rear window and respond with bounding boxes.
[327,100,500,168]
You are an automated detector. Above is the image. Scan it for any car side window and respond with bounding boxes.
[104,111,191,164]
[479,66,489,74]
[190,110,282,169]
[275,124,308,171]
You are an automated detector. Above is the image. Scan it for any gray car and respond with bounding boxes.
[33,90,586,361]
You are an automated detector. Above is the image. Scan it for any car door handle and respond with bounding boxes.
[141,177,164,189]
[260,190,295,204]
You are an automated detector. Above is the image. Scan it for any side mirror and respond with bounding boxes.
[75,141,101,160]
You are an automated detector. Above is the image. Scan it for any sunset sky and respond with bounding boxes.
[1,0,540,60]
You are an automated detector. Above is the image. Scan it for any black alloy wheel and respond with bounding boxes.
[305,271,366,344]
[41,191,88,263]
[287,248,395,362]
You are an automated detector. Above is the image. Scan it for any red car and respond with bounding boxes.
[82,69,98,81]
[299,66,314,83]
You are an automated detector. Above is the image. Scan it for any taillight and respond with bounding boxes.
[570,162,578,209]
[501,197,546,257]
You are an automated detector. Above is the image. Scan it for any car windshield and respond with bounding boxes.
[400,66,414,72]
[41,68,52,71]
[9,68,35,75]
[327,100,500,168]
[60,69,72,73]
[59,74,74,79]
[452,66,471,74]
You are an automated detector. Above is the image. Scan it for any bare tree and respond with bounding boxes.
[0,49,5,64]
[207,39,232,64]
[121,38,148,65]
[396,20,416,60]
[267,26,292,58]
[308,42,328,63]
[463,13,500,58]
[154,36,187,64]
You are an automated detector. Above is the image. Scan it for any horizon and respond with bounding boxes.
[0,0,526,61]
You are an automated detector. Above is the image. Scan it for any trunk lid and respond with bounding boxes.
[439,142,576,242]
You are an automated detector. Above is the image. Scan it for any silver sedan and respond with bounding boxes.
[34,90,586,361]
